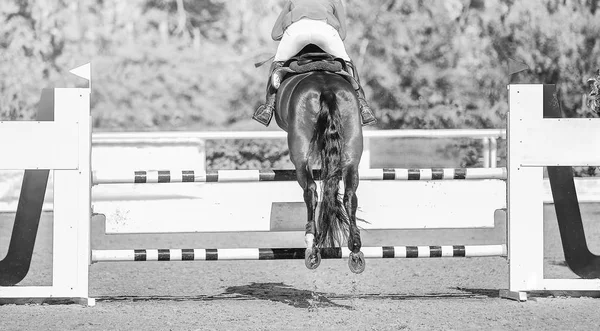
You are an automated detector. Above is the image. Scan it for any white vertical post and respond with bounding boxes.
[504,84,600,301]
[196,138,207,172]
[360,137,371,169]
[482,138,490,168]
[489,137,498,168]
[51,88,92,304]
[506,84,546,299]
[0,68,93,305]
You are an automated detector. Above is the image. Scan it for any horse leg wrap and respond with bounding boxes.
[304,233,315,248]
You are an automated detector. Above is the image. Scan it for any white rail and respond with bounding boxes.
[92,129,506,169]
[93,129,506,141]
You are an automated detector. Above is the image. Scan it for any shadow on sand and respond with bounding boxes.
[95,282,494,309]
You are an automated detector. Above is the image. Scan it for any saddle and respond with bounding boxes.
[272,52,360,90]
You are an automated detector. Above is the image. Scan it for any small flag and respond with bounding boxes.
[69,63,91,89]
[508,58,529,76]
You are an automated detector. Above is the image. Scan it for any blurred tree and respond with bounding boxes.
[1,0,599,167]
[487,0,600,117]
[0,1,71,119]
[343,0,509,130]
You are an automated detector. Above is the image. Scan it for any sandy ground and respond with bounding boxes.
[2,204,600,331]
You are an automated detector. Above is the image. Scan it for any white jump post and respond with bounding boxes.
[503,84,600,301]
[0,64,92,305]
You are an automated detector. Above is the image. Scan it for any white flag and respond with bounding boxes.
[70,63,91,81]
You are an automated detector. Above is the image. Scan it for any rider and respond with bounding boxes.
[252,0,377,127]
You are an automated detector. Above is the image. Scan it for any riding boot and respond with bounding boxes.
[253,61,284,126]
[345,61,377,126]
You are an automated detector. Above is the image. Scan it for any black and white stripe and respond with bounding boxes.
[91,245,507,262]
[92,168,507,184]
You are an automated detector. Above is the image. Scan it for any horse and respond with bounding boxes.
[272,45,365,273]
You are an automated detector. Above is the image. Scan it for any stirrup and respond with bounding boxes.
[358,99,377,126]
[252,104,274,126]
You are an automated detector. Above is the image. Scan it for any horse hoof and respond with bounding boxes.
[305,248,321,270]
[348,251,365,274]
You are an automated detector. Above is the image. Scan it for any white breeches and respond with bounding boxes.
[274,19,351,61]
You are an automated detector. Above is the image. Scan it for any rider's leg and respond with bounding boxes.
[344,61,377,126]
[252,61,284,126]
[312,22,377,126]
[253,21,309,126]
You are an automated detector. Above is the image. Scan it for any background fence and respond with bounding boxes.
[92,129,506,170]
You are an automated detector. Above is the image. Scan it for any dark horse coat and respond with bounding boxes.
[274,70,366,272]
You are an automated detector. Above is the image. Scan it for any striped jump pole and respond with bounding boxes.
[92,168,507,185]
[91,244,507,262]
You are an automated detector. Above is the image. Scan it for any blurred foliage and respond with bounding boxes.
[207,140,291,169]
[1,0,599,168]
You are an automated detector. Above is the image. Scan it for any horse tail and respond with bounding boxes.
[311,87,349,248]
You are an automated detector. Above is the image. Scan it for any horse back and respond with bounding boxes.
[274,72,360,133]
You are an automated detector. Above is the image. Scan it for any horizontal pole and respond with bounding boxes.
[92,168,507,185]
[92,129,506,144]
[91,244,507,262]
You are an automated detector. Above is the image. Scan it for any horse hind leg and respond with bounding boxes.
[344,164,365,273]
[296,162,321,269]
